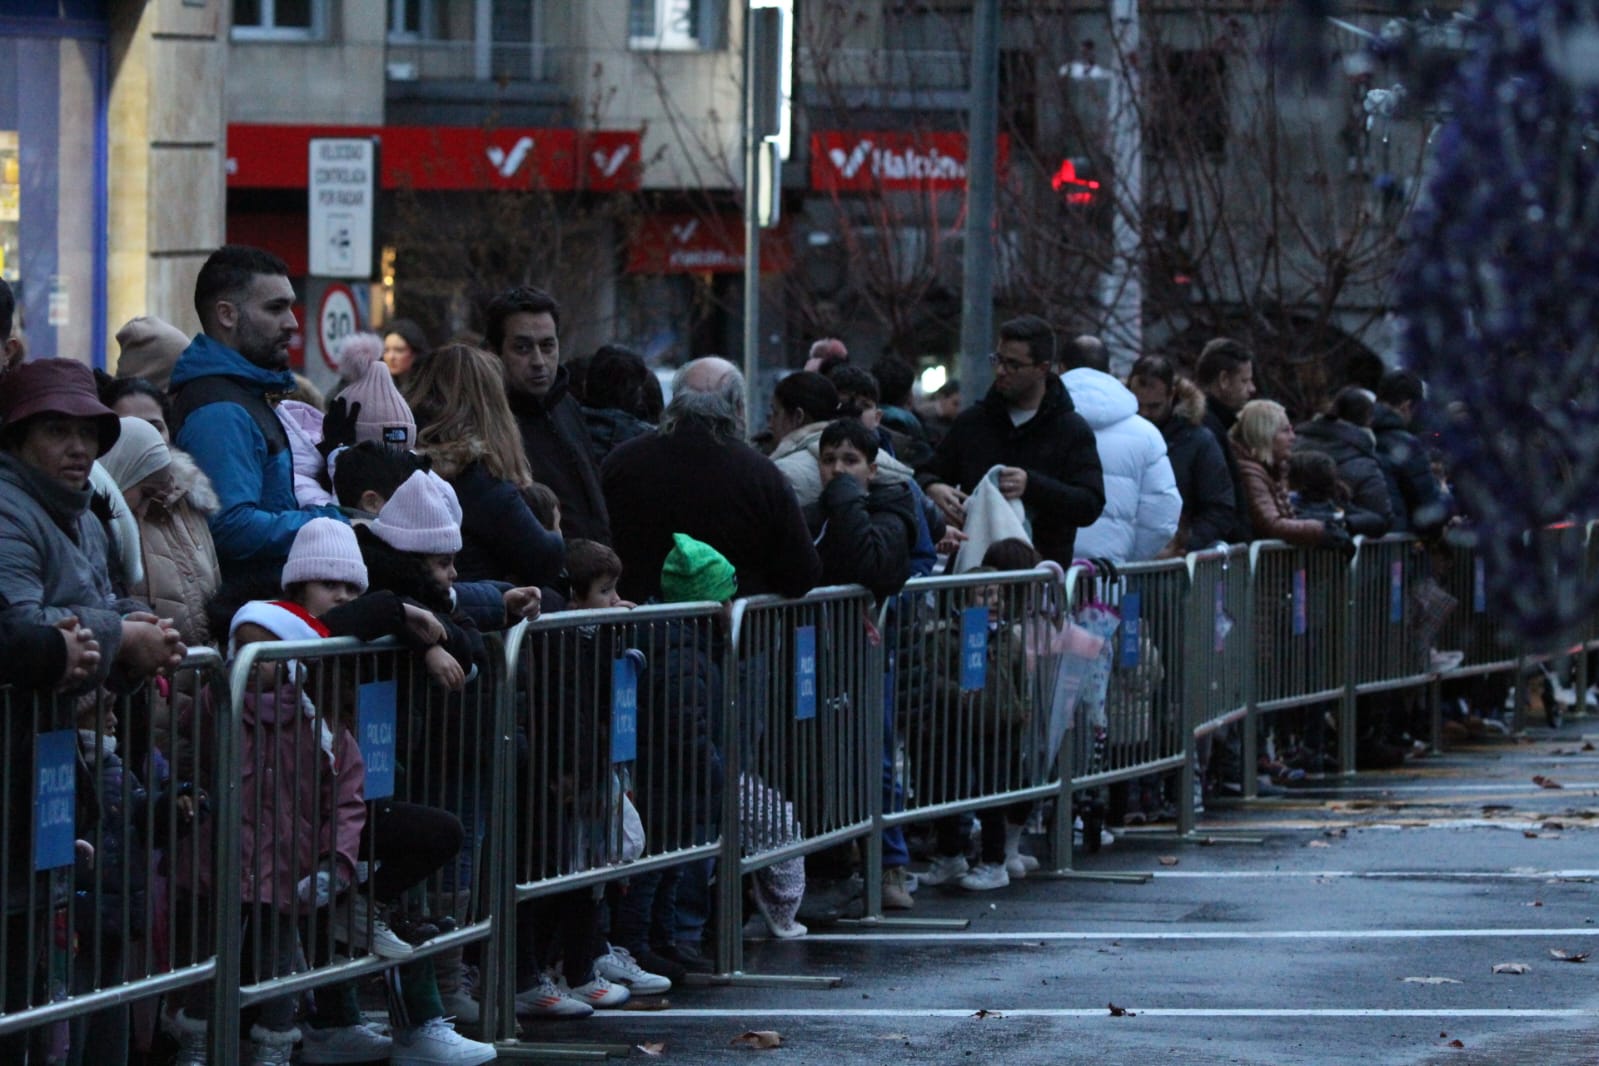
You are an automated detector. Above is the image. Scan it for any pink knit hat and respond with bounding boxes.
[283,517,368,592]
[337,332,417,449]
[370,470,462,555]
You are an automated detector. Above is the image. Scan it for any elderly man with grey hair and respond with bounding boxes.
[602,357,821,603]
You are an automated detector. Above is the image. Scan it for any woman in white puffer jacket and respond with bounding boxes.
[1061,366,1182,563]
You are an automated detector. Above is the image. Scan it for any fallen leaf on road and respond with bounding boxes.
[1549,949,1590,963]
[1525,900,1544,907]
[875,1034,910,1041]
[1533,775,1564,789]
[1449,1039,1465,1048]
[971,1009,1003,1019]
[1492,963,1531,974]
[636,1043,666,1056]
[1524,831,1541,838]
[1324,827,1348,837]
[730,1030,783,1050]
[1307,840,1331,848]
[1107,1002,1136,1017]
[1157,856,1179,866]
[1583,741,1595,751]
[1197,836,1217,846]
[1402,976,1463,985]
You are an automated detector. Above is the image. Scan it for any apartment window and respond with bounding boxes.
[1148,48,1229,157]
[389,0,446,40]
[629,0,726,51]
[232,0,327,40]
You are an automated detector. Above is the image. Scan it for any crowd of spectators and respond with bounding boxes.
[0,244,1460,1064]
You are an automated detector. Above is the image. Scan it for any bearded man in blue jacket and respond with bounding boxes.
[170,245,345,585]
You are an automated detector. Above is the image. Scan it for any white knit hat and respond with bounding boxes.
[283,517,369,592]
[370,470,463,555]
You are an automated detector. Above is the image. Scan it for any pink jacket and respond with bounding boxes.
[183,681,366,912]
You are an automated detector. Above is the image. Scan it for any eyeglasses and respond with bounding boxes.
[988,352,1041,374]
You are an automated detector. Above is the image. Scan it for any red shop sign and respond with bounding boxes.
[227,124,643,193]
[809,130,1010,193]
[625,215,790,275]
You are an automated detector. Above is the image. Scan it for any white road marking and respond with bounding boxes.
[595,1007,1599,1019]
[1145,869,1599,879]
[798,927,1599,943]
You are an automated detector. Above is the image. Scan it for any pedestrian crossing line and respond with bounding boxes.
[797,927,1599,943]
[592,1007,1599,1019]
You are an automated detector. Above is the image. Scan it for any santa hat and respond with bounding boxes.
[370,470,462,555]
[227,599,330,660]
[283,517,368,592]
[337,332,417,450]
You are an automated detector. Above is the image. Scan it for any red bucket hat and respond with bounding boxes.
[0,359,122,456]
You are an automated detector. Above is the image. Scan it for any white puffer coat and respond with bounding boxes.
[1062,368,1182,563]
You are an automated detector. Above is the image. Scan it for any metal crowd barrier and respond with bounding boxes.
[489,602,725,1039]
[716,586,878,977]
[213,635,500,1059]
[860,569,1068,912]
[0,648,227,1054]
[1063,558,1190,793]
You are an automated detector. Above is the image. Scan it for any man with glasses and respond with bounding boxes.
[917,315,1105,566]
[485,285,612,544]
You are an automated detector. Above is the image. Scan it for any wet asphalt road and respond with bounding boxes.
[504,720,1599,1065]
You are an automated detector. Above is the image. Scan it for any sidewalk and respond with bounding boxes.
[530,718,1599,1064]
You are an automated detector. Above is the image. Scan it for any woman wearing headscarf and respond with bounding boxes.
[100,416,222,648]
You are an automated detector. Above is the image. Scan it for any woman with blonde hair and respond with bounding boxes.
[406,343,564,586]
[1227,399,1349,548]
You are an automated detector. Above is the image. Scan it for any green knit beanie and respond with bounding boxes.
[660,532,738,603]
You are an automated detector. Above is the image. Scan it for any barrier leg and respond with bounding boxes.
[1338,689,1358,779]
[834,825,971,930]
[1428,678,1445,755]
[1241,711,1259,800]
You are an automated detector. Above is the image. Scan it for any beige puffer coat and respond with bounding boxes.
[132,449,222,648]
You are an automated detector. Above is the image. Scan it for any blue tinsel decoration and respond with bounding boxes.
[1396,0,1599,645]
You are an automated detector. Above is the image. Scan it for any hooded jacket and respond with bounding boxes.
[130,449,223,648]
[917,374,1105,566]
[1062,369,1181,563]
[421,441,564,588]
[1292,417,1393,534]
[507,366,611,544]
[1159,378,1238,551]
[0,452,133,688]
[803,475,919,601]
[169,334,343,581]
[1371,403,1449,534]
[771,421,918,508]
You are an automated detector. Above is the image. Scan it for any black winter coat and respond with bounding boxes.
[509,367,611,545]
[447,460,564,588]
[1371,405,1449,535]
[602,421,822,602]
[1292,418,1393,535]
[1202,397,1256,543]
[1159,380,1237,550]
[916,375,1105,566]
[803,477,918,601]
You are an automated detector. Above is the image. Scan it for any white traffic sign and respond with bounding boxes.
[317,284,360,372]
[308,137,377,278]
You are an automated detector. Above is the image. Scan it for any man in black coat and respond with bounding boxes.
[1373,370,1451,535]
[602,358,822,602]
[917,316,1105,566]
[1195,337,1259,543]
[484,286,612,544]
[1128,355,1238,551]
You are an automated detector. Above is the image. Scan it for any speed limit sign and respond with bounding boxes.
[316,283,361,371]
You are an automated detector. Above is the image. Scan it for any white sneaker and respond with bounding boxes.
[299,1022,394,1064]
[515,974,594,1019]
[562,971,630,1009]
[247,1025,301,1066]
[169,1009,208,1066]
[1099,828,1116,847]
[958,862,1011,892]
[1003,823,1040,879]
[332,896,414,960]
[593,944,671,994]
[917,853,970,886]
[390,1017,497,1065]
